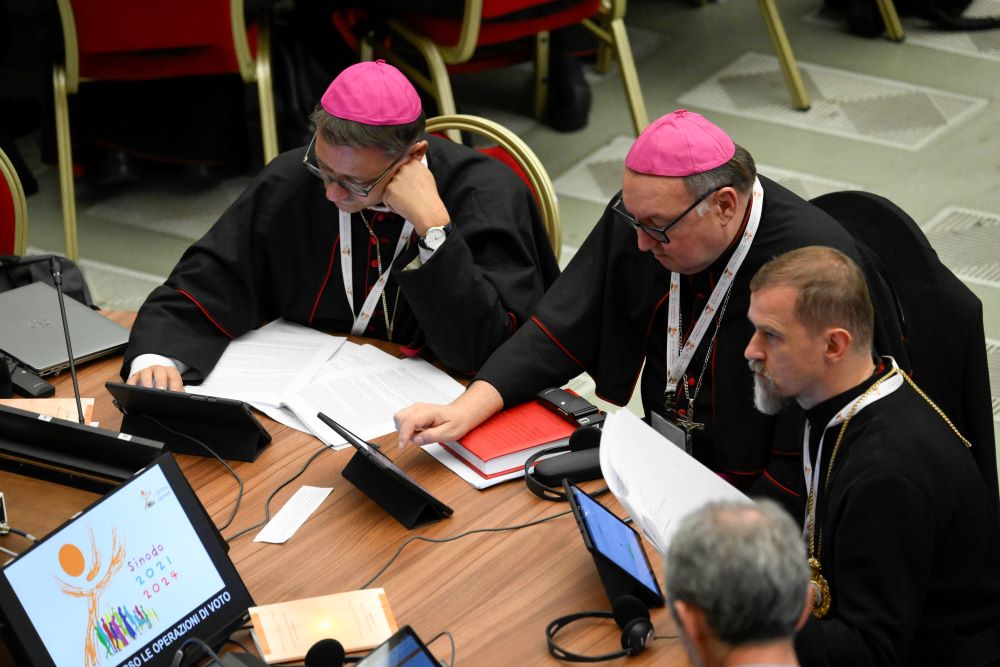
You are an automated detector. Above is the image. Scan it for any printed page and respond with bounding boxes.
[599,409,751,554]
[250,588,397,662]
[187,319,345,405]
[284,358,465,448]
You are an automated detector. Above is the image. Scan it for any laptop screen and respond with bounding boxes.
[0,454,254,667]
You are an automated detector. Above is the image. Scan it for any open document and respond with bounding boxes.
[599,409,751,555]
[187,319,465,449]
[187,319,345,405]
[282,355,464,448]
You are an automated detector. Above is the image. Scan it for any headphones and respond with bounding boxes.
[546,595,654,662]
[524,425,605,501]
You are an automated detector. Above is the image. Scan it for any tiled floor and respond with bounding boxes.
[9,0,1000,456]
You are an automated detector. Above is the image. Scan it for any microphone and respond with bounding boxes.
[0,255,84,422]
[304,638,362,666]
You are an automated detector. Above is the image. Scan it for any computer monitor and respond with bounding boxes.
[564,481,664,608]
[0,453,254,666]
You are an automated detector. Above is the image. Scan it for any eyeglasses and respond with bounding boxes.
[612,184,732,244]
[302,132,407,197]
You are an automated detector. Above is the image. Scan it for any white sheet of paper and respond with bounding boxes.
[421,443,524,489]
[188,319,345,405]
[253,485,333,544]
[599,409,752,555]
[284,358,465,448]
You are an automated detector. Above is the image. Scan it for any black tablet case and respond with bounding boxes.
[106,382,271,462]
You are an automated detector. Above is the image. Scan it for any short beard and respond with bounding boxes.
[748,360,788,415]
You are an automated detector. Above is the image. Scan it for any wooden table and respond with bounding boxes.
[0,313,690,666]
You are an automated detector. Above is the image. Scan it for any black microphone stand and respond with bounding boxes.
[0,254,85,423]
[49,257,85,424]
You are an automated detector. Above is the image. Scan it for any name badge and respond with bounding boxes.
[651,411,692,455]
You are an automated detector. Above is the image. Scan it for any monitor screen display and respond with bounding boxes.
[357,626,438,667]
[569,485,662,599]
[0,454,253,667]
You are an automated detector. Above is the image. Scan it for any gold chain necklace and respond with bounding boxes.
[359,210,400,341]
[806,366,970,619]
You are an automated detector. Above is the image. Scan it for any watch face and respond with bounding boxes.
[423,227,447,250]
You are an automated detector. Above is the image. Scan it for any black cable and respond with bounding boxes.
[224,444,331,543]
[427,629,456,667]
[140,415,244,532]
[224,637,253,654]
[360,509,573,589]
[3,527,37,542]
[169,636,225,667]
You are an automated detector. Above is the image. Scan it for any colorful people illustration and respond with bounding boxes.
[55,526,126,667]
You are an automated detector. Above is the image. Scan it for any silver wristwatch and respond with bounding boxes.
[418,222,454,251]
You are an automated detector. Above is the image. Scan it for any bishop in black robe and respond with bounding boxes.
[476,175,906,510]
[121,135,560,382]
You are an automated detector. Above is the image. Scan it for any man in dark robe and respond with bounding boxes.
[394,109,905,513]
[745,246,1000,665]
[122,60,559,390]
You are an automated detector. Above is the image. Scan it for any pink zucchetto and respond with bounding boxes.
[320,60,422,126]
[625,109,735,177]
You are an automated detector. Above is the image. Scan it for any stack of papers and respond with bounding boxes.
[599,410,752,554]
[188,320,465,448]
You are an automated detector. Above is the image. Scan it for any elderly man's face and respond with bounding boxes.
[620,170,734,274]
[744,285,830,412]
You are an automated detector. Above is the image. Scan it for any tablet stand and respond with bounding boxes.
[342,451,449,529]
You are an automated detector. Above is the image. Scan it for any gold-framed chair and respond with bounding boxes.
[357,0,648,138]
[0,147,28,256]
[755,0,903,113]
[52,0,280,261]
[426,113,561,261]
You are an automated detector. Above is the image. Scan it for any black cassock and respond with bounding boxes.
[795,372,1000,666]
[121,135,560,380]
[477,176,907,510]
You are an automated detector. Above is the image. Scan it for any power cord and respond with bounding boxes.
[168,636,225,667]
[0,526,37,542]
[224,444,331,543]
[360,509,573,589]
[427,629,456,667]
[140,415,244,532]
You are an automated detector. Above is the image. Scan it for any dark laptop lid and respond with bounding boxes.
[0,282,129,376]
[0,453,254,667]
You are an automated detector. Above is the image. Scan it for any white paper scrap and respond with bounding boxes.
[254,485,333,544]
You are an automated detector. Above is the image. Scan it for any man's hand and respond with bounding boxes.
[127,364,183,391]
[394,380,504,448]
[381,157,450,235]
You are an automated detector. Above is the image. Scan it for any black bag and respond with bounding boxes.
[0,255,95,308]
[825,0,1000,36]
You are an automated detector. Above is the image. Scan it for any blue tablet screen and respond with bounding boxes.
[570,486,661,597]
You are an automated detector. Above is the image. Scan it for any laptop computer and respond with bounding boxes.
[0,453,255,667]
[0,281,130,376]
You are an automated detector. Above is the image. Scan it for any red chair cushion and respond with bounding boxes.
[0,179,15,255]
[406,0,600,48]
[72,1,257,80]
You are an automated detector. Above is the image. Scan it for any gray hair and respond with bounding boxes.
[308,107,426,159]
[664,499,808,645]
[683,144,756,209]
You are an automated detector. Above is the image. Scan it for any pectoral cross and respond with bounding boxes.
[674,401,704,435]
